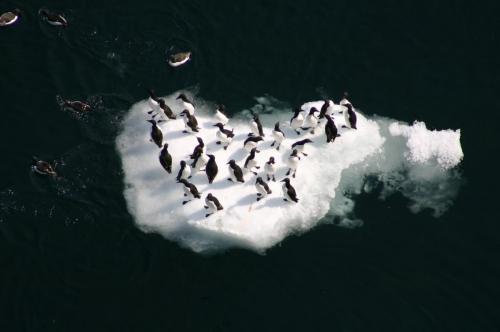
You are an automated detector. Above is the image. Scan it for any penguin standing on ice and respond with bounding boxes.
[319,100,334,119]
[176,160,191,181]
[214,104,229,125]
[302,108,319,134]
[271,122,285,151]
[179,110,199,133]
[176,94,195,115]
[286,149,301,178]
[178,179,201,205]
[205,154,218,184]
[290,108,304,135]
[343,103,357,129]
[281,178,299,203]
[339,92,351,107]
[159,143,172,174]
[249,113,264,137]
[324,114,339,143]
[291,139,313,157]
[244,136,263,152]
[204,193,223,218]
[244,148,260,175]
[264,156,276,182]
[147,89,160,109]
[191,152,209,173]
[157,99,176,120]
[213,123,234,150]
[255,177,272,201]
[189,137,204,160]
[147,119,163,148]
[227,160,245,183]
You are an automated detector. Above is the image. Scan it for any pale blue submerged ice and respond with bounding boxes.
[116,92,464,253]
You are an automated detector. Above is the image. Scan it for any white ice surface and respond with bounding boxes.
[116,92,464,253]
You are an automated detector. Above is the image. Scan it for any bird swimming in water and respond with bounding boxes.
[62,99,91,113]
[255,177,272,202]
[0,9,21,27]
[31,157,57,177]
[204,193,223,218]
[39,9,68,27]
[281,178,299,203]
[168,51,191,67]
[146,119,163,148]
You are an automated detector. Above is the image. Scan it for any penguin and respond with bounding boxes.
[63,99,91,113]
[179,110,199,133]
[191,151,209,173]
[243,136,263,152]
[227,160,245,183]
[302,108,319,134]
[213,123,234,150]
[39,9,68,27]
[176,93,195,115]
[244,148,260,175]
[264,156,276,182]
[178,179,201,205]
[168,51,191,67]
[319,100,334,119]
[255,177,272,201]
[31,157,57,177]
[205,154,218,184]
[204,193,223,218]
[146,119,163,148]
[249,113,264,137]
[215,104,229,125]
[147,89,160,110]
[281,178,299,203]
[271,122,285,151]
[189,137,204,160]
[291,139,313,157]
[286,149,301,178]
[339,92,351,107]
[290,108,304,135]
[343,103,357,129]
[0,9,21,27]
[159,144,172,174]
[157,99,176,120]
[324,114,340,143]
[176,160,191,181]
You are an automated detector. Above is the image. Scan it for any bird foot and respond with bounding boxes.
[184,194,187,197]
[295,131,300,135]
[228,178,233,182]
[216,141,221,145]
[204,206,208,209]
[255,166,260,169]
[182,130,188,133]
[270,142,275,147]
[205,214,212,218]
[342,125,347,128]
[252,172,258,176]
[257,193,262,196]
[182,201,189,205]
[257,198,261,202]
[302,153,308,156]
[283,199,288,202]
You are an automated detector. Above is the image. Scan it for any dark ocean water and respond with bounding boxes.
[1,1,499,331]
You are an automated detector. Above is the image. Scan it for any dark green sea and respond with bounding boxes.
[1,1,499,331]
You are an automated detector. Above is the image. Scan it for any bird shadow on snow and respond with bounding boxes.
[164,130,195,142]
[234,193,257,207]
[228,148,248,162]
[208,178,236,190]
[254,196,287,209]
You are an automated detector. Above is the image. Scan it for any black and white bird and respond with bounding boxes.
[39,9,68,27]
[213,123,234,150]
[176,160,191,181]
[189,137,205,160]
[244,148,260,175]
[204,193,223,218]
[324,114,339,143]
[156,99,176,120]
[255,177,272,201]
[32,157,57,177]
[147,89,160,109]
[147,119,163,148]
[290,108,304,135]
[339,92,351,107]
[264,156,277,182]
[191,151,209,173]
[281,178,299,203]
[249,113,264,137]
[319,100,334,119]
[286,149,301,178]
[0,9,21,27]
[176,93,195,115]
[343,103,357,129]
[227,160,245,183]
[271,122,285,151]
[168,51,191,67]
[302,108,319,134]
[63,99,91,113]
[178,179,201,205]
[244,136,263,153]
[291,139,313,157]
[179,110,199,133]
[214,104,229,125]
[159,143,172,174]
[205,154,218,184]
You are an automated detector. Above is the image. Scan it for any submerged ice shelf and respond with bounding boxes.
[116,92,464,253]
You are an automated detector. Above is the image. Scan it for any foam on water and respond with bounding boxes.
[116,92,464,253]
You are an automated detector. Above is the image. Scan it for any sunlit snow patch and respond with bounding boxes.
[116,92,463,253]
